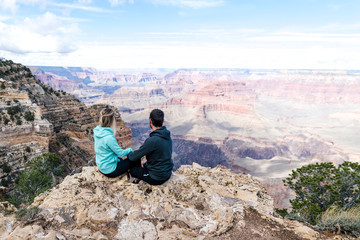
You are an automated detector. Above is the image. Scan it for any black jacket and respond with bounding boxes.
[127,126,173,181]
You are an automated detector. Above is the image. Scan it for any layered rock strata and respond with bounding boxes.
[0,60,132,189]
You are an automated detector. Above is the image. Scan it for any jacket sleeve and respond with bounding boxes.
[127,138,154,162]
[106,136,133,158]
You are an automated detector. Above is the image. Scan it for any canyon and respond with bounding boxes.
[0,60,132,191]
[29,66,360,208]
[0,60,356,239]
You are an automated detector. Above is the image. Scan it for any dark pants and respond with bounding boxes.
[130,160,170,185]
[102,158,131,178]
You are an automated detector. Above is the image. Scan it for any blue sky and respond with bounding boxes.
[0,0,360,69]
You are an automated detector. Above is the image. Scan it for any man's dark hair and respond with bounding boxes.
[150,109,164,127]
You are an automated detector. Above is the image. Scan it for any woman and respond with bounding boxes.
[93,107,133,178]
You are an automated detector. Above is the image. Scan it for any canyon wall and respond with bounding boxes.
[0,60,132,190]
[30,66,360,208]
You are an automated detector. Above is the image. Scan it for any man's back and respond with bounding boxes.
[128,126,173,181]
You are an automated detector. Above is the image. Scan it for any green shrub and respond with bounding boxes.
[15,207,39,222]
[16,119,22,125]
[25,146,31,153]
[7,105,21,115]
[316,207,360,237]
[284,161,360,224]
[284,213,307,222]
[0,178,9,187]
[4,118,9,125]
[9,153,64,206]
[275,208,289,218]
[24,111,34,121]
[1,163,11,173]
[0,82,4,89]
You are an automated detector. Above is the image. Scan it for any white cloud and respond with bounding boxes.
[0,0,44,13]
[148,0,224,8]
[0,0,18,13]
[0,12,78,54]
[314,23,360,32]
[329,4,342,10]
[51,2,109,12]
[0,15,11,21]
[3,39,359,70]
[247,32,360,45]
[108,0,134,6]
[23,12,79,35]
[78,0,92,4]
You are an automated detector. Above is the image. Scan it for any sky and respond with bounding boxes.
[0,0,360,69]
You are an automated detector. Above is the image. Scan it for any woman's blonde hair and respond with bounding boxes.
[99,107,115,127]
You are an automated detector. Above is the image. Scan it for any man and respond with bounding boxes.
[127,109,173,185]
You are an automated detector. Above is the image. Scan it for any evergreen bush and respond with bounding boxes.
[24,111,34,121]
[4,117,9,125]
[0,178,9,187]
[8,153,64,206]
[2,163,11,173]
[7,105,21,115]
[284,161,360,224]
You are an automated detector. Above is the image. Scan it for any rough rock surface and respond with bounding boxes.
[1,164,321,240]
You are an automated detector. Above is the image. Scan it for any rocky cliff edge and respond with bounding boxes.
[0,163,319,240]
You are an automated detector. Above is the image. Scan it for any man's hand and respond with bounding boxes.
[141,157,147,168]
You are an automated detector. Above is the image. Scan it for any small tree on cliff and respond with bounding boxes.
[9,153,65,206]
[284,161,360,224]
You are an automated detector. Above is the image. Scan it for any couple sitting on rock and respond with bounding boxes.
[93,108,173,185]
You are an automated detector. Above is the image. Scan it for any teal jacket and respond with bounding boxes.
[93,125,132,174]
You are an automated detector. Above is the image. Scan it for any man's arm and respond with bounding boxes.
[127,138,154,162]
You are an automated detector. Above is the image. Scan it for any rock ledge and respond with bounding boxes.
[1,163,319,239]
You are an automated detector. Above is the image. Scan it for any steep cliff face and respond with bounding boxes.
[0,164,320,240]
[0,60,53,187]
[0,60,132,189]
